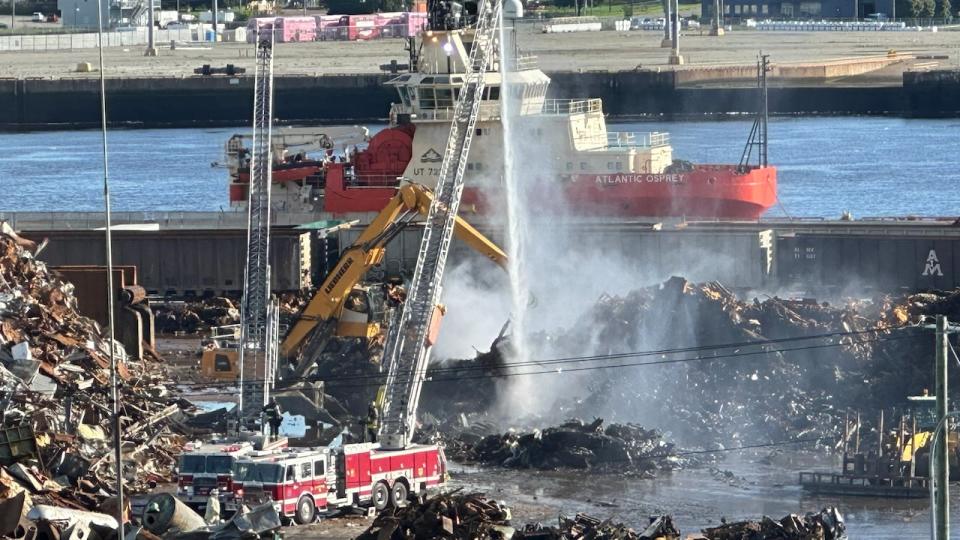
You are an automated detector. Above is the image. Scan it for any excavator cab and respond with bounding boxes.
[336,285,386,339]
[199,325,241,381]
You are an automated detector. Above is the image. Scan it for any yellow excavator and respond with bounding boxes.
[200,182,507,380]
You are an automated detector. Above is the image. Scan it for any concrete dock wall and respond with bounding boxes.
[0,69,938,130]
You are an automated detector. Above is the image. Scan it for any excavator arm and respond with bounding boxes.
[279,183,505,358]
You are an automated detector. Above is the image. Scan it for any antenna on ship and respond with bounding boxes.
[739,53,771,170]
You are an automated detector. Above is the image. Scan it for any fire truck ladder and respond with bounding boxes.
[378,0,502,451]
[238,34,276,421]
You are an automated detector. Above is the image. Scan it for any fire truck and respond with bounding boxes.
[176,442,257,510]
[228,443,445,524]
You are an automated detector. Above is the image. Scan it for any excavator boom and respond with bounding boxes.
[279,183,505,359]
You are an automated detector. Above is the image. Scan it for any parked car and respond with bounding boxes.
[31,12,44,22]
[164,22,189,29]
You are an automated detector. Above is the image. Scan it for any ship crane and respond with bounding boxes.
[377,0,503,451]
[237,33,279,423]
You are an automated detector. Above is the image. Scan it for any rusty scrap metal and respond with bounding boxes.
[698,507,846,540]
[356,491,514,540]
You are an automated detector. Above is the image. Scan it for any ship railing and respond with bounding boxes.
[347,173,403,188]
[413,102,501,121]
[605,131,670,148]
[513,54,539,71]
[540,98,602,115]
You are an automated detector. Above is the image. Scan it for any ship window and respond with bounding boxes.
[607,162,614,171]
[399,88,411,107]
[580,162,587,170]
[453,87,461,100]
[566,162,573,171]
[436,88,454,108]
[434,75,450,84]
[421,76,435,84]
[406,86,417,105]
[489,86,500,100]
[476,162,483,171]
[616,162,623,170]
[467,163,474,170]
[418,88,436,109]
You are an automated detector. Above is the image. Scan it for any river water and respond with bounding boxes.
[2,117,960,217]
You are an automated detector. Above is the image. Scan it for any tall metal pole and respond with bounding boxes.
[11,0,14,30]
[760,54,768,167]
[212,0,218,42]
[145,0,157,55]
[661,0,672,47]
[935,315,949,540]
[94,0,124,532]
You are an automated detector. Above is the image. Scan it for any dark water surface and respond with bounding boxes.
[2,118,959,217]
[452,452,955,539]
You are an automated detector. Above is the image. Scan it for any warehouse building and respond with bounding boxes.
[701,0,895,19]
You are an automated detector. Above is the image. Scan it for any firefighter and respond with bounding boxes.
[263,399,284,440]
[366,401,380,443]
[204,488,221,524]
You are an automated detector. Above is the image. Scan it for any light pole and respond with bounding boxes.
[74,3,79,27]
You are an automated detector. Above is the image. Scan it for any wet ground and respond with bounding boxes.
[282,452,956,539]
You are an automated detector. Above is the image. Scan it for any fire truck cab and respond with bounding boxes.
[176,442,256,511]
[229,442,446,524]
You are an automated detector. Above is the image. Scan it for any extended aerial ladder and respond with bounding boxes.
[237,33,279,422]
[378,0,502,450]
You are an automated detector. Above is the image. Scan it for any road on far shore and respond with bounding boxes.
[0,24,958,80]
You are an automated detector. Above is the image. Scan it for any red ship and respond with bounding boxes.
[226,28,776,220]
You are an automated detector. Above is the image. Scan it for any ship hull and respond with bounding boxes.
[324,164,778,220]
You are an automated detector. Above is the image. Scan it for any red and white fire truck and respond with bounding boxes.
[228,442,446,524]
[175,441,258,510]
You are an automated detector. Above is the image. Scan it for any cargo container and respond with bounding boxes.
[276,16,316,42]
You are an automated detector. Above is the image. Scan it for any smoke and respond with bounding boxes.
[434,255,510,360]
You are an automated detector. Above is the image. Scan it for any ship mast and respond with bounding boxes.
[739,53,770,170]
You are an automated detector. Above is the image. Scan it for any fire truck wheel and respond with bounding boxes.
[390,481,409,508]
[372,482,390,511]
[294,495,316,525]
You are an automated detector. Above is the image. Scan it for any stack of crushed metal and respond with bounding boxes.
[0,227,188,512]
[511,276,952,448]
[356,491,516,540]
[516,513,679,540]
[696,507,845,540]
[431,418,680,475]
[154,292,307,334]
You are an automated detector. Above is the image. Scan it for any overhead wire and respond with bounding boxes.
[167,325,920,391]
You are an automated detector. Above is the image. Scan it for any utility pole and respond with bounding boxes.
[711,0,724,35]
[212,0,218,42]
[660,0,671,47]
[11,0,14,30]
[668,0,682,64]
[935,315,950,540]
[145,0,157,55]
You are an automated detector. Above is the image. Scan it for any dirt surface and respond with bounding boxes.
[1,24,958,79]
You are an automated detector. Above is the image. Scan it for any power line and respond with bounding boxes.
[168,329,920,392]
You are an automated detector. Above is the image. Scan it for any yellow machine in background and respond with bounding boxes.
[199,183,507,381]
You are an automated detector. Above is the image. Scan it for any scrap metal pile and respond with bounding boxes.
[356,491,515,540]
[508,277,952,447]
[356,491,681,540]
[698,507,846,540]
[516,513,680,540]
[154,293,307,334]
[431,418,680,475]
[0,227,189,511]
